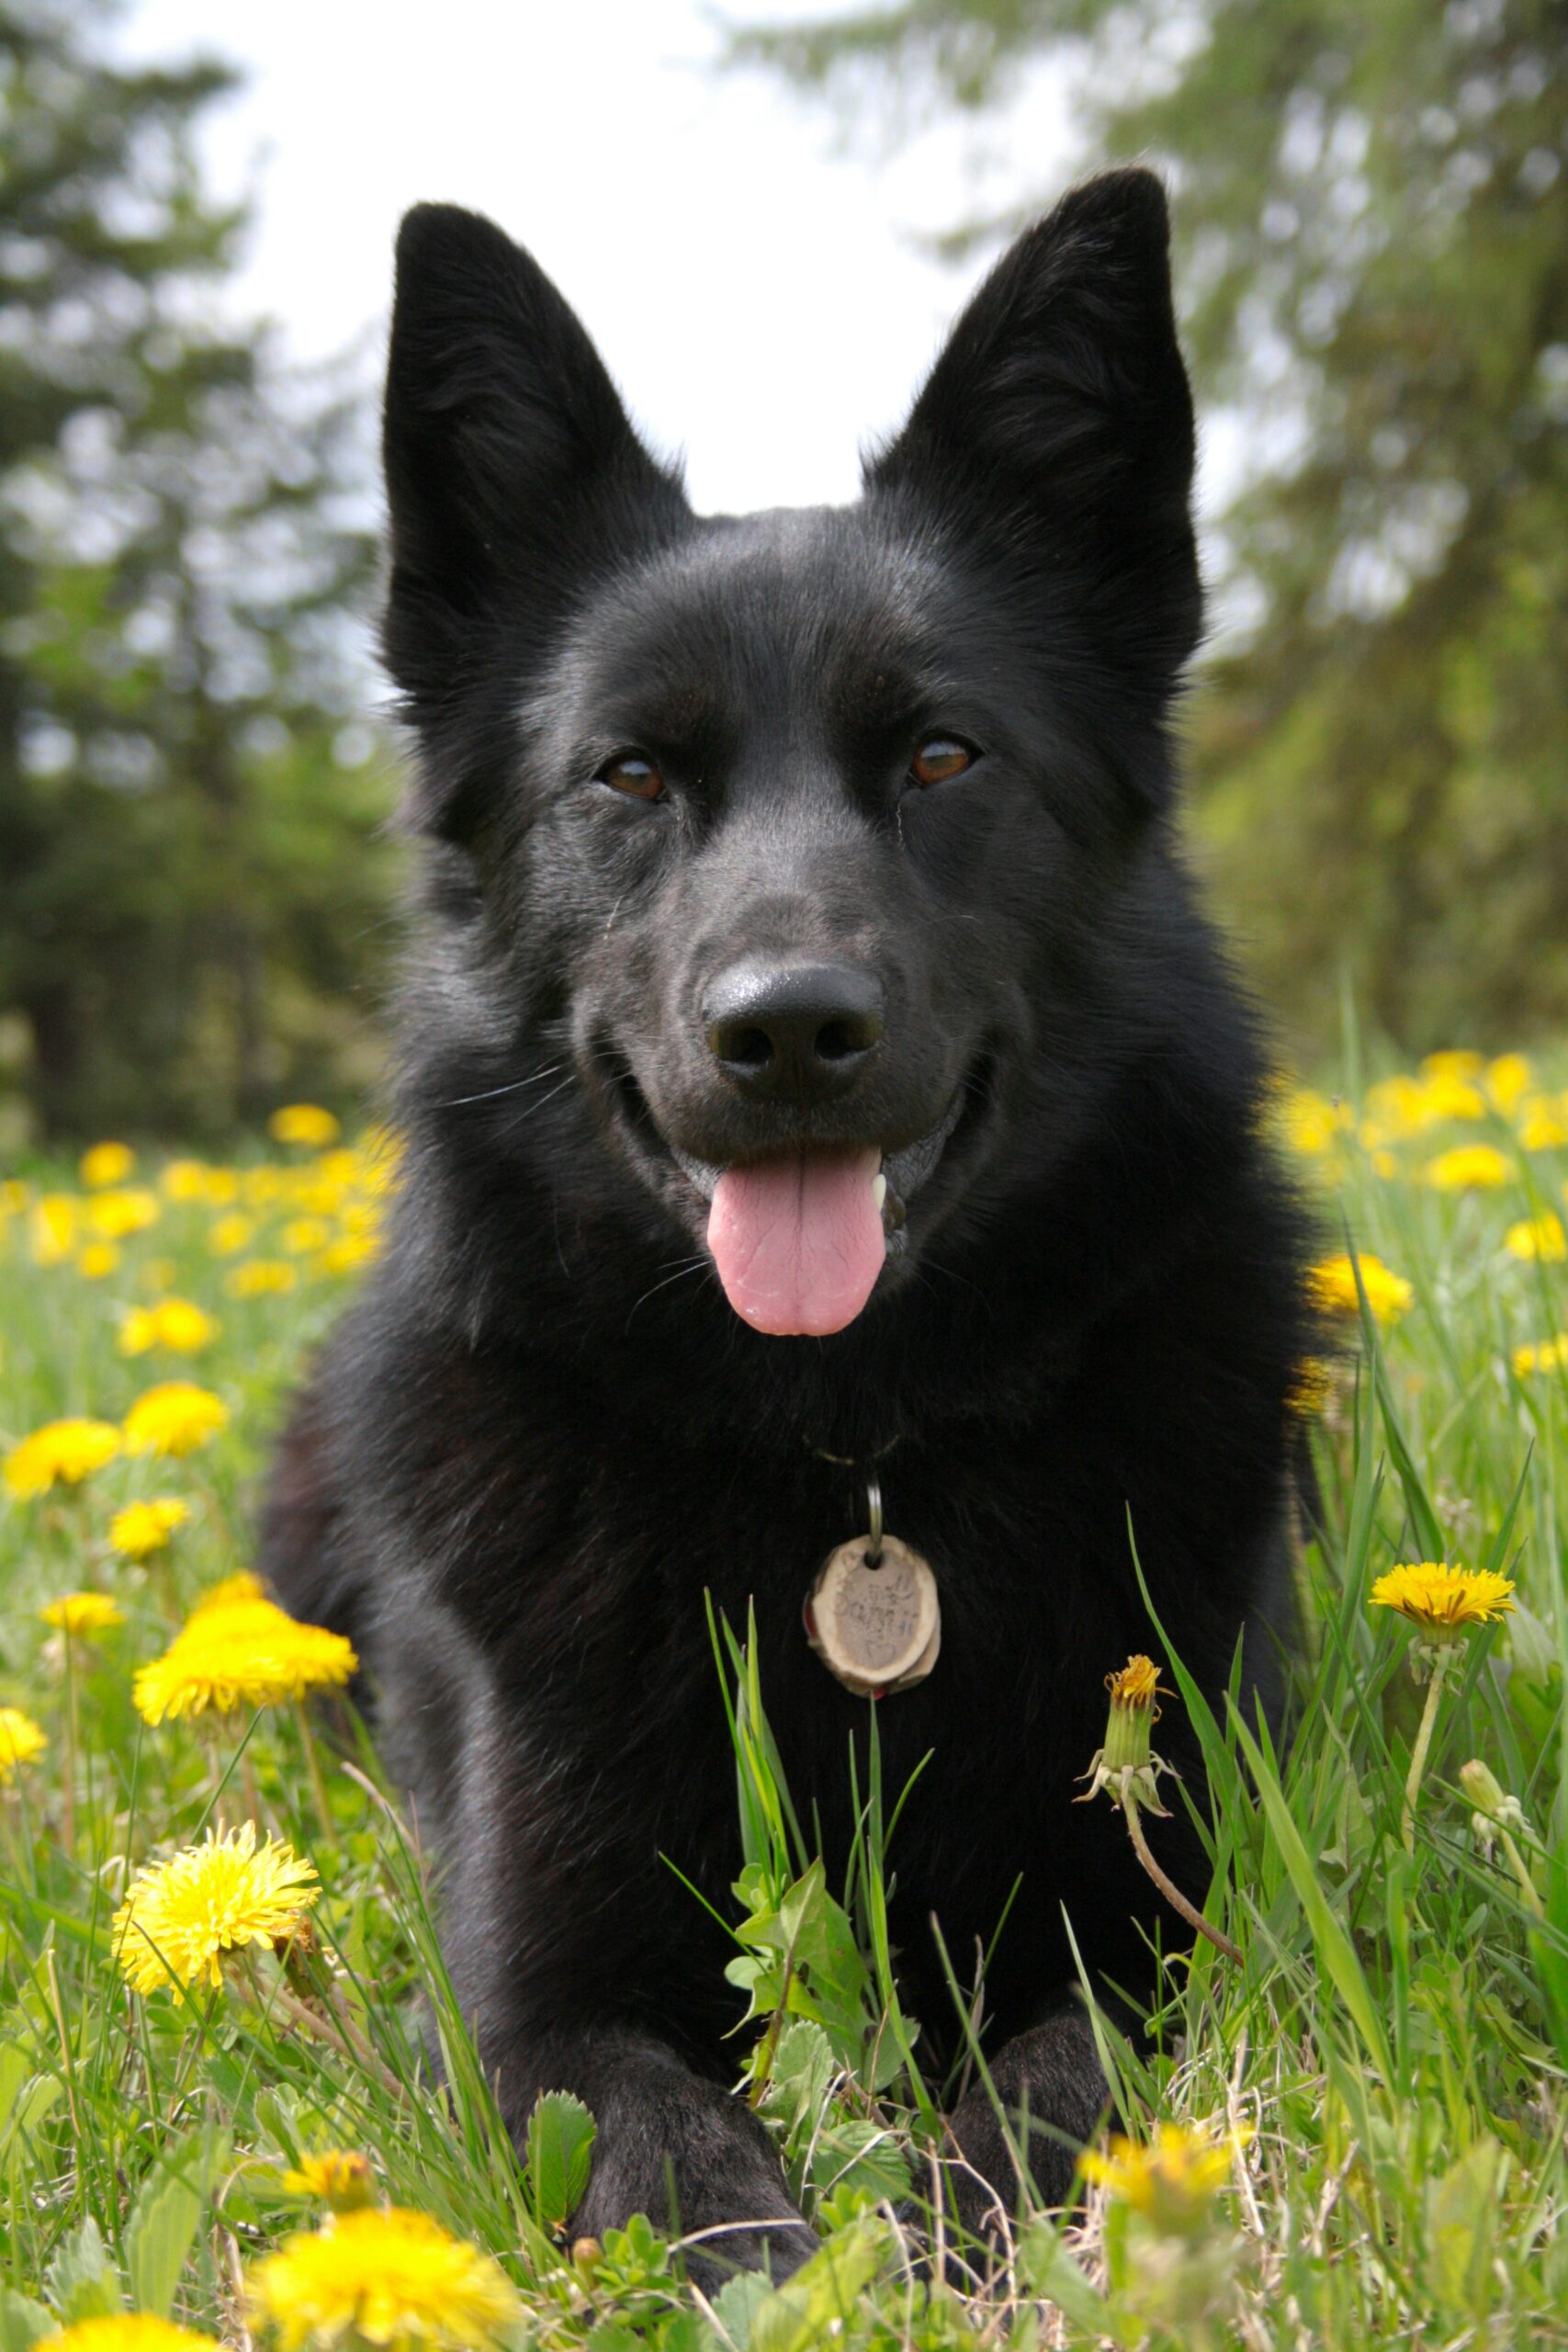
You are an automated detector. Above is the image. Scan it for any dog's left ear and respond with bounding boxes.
[870,169,1201,756]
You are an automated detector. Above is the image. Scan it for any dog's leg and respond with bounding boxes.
[502,2025,815,2284]
[942,2004,1109,2237]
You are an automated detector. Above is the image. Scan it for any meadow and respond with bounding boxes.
[2,1055,1567,2352]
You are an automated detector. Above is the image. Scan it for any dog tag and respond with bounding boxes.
[804,1532,941,1699]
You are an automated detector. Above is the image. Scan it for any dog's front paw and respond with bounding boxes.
[942,2009,1109,2244]
[567,2061,814,2286]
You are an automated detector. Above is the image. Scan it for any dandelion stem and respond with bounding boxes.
[1500,1827,1546,1920]
[61,1633,77,1855]
[1123,1796,1243,1965]
[1401,1657,1449,1854]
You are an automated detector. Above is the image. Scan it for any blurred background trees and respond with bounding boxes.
[732,0,1568,1052]
[0,0,399,1145]
[0,0,1563,1140]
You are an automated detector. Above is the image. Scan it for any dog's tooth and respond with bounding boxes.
[871,1171,887,1215]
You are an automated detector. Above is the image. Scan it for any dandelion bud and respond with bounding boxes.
[1077,1655,1173,1814]
[1458,1758,1528,1853]
[570,2237,603,2282]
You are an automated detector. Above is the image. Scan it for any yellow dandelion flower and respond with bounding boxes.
[122,1381,228,1459]
[244,1165,288,1207]
[201,1168,243,1206]
[4,1416,121,1498]
[160,1158,212,1203]
[226,1258,299,1298]
[1361,1069,1488,1145]
[1279,1089,1350,1158]
[109,1498,189,1559]
[1514,1334,1568,1378]
[118,1297,220,1356]
[0,1707,48,1783]
[1106,1654,1163,1712]
[1517,1097,1568,1150]
[1486,1054,1532,1114]
[281,2150,377,2211]
[0,1178,29,1216]
[30,1193,76,1266]
[76,1241,121,1280]
[134,1592,356,1723]
[113,1821,319,1994]
[1289,1357,1334,1417]
[188,1569,266,1616]
[270,1103,343,1149]
[313,1235,379,1277]
[1080,2122,1250,2233]
[356,1129,402,1195]
[247,2205,520,2352]
[317,1149,362,1192]
[1505,1213,1566,1263]
[282,1217,331,1256]
[1370,1561,1516,1638]
[208,1213,255,1256]
[86,1187,161,1238]
[37,2317,219,2352]
[79,1142,137,1190]
[1426,1144,1512,1192]
[1308,1251,1414,1324]
[1421,1049,1484,1082]
[39,1591,124,1637]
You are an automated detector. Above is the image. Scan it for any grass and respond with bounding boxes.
[2,1053,1568,2351]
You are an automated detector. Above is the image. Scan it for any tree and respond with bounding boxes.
[729,0,1568,1053]
[0,0,398,1139]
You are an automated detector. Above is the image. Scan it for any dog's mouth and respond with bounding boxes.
[607,1058,990,1338]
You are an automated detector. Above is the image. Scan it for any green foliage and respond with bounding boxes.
[728,0,1568,1056]
[0,2,400,1141]
[5,1070,1568,2343]
[525,2092,598,2241]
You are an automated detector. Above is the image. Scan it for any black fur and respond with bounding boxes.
[263,170,1312,2277]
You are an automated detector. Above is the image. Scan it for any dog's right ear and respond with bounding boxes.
[382,206,686,822]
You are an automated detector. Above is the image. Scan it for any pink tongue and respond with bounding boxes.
[707,1148,885,1336]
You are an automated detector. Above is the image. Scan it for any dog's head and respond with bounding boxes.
[382,173,1202,1340]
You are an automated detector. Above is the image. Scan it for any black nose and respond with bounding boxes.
[704,960,885,1103]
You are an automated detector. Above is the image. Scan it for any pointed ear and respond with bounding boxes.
[381,205,687,804]
[870,169,1201,737]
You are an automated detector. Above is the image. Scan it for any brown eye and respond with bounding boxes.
[909,737,975,787]
[599,753,664,801]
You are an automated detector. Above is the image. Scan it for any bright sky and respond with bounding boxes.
[114,0,1085,515]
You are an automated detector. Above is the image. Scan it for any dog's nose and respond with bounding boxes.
[704,960,885,1103]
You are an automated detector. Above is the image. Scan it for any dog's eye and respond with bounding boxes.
[598,753,665,801]
[909,738,975,788]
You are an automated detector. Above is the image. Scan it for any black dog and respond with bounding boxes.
[264,168,1309,2275]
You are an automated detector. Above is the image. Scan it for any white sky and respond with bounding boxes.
[113,0,1086,514]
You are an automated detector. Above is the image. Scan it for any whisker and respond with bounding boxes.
[625,1256,709,1332]
[434,1062,570,1111]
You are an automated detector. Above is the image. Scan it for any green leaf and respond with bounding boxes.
[0,2292,55,2352]
[525,2091,597,2237]
[125,2159,205,2320]
[1232,1712,1393,2078]
[1423,2136,1506,2320]
[712,2270,773,2352]
[1017,2223,1114,2335]
[748,2217,887,2352]
[0,2071,62,2165]
[44,2219,119,2325]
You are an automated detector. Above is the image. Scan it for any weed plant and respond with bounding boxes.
[2,1055,1567,2350]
